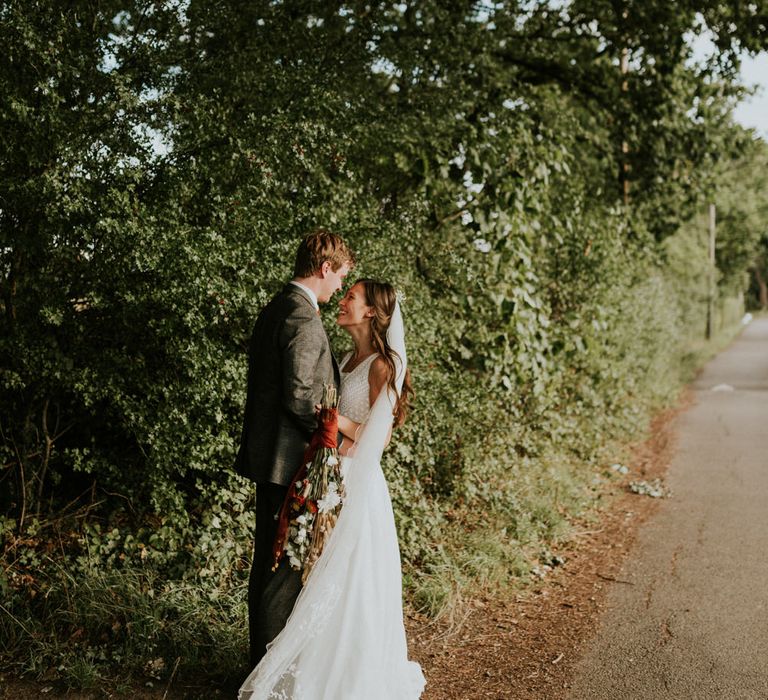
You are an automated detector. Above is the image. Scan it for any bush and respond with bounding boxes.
[0,1,761,688]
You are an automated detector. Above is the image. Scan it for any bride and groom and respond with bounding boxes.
[235,229,425,699]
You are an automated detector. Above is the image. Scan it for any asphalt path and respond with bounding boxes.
[568,316,768,700]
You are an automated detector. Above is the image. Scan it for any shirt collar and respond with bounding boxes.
[289,280,319,310]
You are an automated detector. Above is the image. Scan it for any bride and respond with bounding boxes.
[239,279,425,699]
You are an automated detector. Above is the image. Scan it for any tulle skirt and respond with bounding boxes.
[239,455,425,700]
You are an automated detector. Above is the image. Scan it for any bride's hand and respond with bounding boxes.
[339,437,355,457]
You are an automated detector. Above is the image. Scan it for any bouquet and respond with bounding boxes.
[272,384,345,584]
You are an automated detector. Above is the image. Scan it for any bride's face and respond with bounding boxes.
[336,282,374,330]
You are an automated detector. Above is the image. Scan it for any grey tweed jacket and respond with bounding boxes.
[235,284,340,486]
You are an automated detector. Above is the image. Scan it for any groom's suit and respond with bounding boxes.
[235,283,340,667]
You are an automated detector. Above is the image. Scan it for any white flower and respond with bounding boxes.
[463,170,484,194]
[473,237,492,253]
[289,555,301,569]
[296,514,307,525]
[326,455,339,467]
[317,490,342,513]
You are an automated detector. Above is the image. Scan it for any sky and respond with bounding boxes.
[689,32,767,139]
[733,52,768,139]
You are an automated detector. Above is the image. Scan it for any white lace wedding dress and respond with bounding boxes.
[239,303,425,700]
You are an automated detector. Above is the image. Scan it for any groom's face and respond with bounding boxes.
[317,262,351,303]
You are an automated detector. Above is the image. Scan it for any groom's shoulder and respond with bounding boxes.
[263,285,316,322]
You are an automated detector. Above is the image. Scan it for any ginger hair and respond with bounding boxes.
[293,228,355,278]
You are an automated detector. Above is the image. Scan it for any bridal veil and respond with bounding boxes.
[239,301,425,699]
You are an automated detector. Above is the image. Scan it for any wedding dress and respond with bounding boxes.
[239,302,425,700]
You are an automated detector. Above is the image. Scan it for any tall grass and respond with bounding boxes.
[1,555,249,689]
[403,302,747,627]
[1,298,748,690]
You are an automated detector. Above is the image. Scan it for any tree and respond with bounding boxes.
[0,0,178,523]
[2,0,765,532]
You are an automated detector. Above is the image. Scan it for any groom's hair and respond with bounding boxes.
[293,228,355,277]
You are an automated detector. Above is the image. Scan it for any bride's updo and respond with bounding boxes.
[357,279,414,427]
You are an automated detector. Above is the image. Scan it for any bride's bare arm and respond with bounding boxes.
[369,358,393,447]
[338,414,361,440]
[336,414,357,456]
[368,357,388,407]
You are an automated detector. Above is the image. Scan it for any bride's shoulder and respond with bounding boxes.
[367,354,388,384]
[366,355,391,400]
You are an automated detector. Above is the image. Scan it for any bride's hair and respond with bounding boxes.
[358,279,414,427]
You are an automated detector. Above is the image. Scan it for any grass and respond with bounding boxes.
[403,449,593,624]
[404,311,749,628]
[0,560,250,691]
[0,307,751,693]
[680,318,750,382]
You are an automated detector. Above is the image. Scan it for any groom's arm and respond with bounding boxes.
[279,305,325,438]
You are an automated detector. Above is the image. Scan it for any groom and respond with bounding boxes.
[235,229,354,667]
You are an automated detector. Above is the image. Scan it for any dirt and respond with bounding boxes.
[567,318,768,700]
[407,397,687,700]
[0,398,685,700]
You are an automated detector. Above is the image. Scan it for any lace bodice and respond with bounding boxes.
[239,300,425,700]
[338,352,378,424]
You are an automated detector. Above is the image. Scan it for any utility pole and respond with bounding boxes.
[705,203,716,340]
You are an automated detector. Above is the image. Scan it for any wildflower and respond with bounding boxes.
[318,490,342,513]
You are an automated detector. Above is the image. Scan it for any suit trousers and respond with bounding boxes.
[248,482,303,668]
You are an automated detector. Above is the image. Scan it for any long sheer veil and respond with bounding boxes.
[349,298,406,463]
[239,300,424,699]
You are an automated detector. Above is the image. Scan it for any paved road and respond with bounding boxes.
[568,317,768,700]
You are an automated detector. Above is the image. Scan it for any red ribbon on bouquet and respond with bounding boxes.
[271,407,339,571]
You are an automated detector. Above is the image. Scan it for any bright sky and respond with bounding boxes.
[689,31,767,139]
[733,52,768,139]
